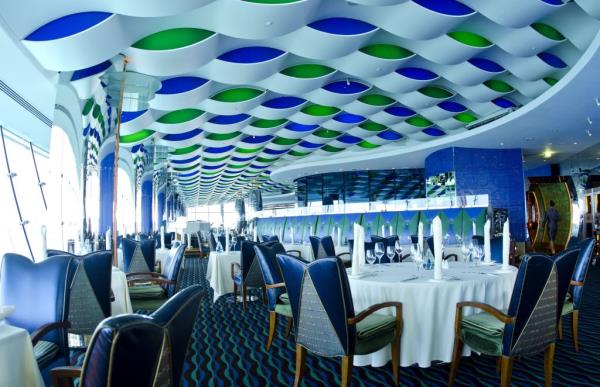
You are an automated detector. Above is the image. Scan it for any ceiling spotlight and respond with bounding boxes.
[587,116,593,125]
[499,142,504,146]
[573,142,578,145]
[346,78,350,86]
[595,97,600,107]
[543,149,553,158]
[587,129,593,137]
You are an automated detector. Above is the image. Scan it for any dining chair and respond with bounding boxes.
[231,240,265,309]
[309,235,350,263]
[0,253,77,384]
[122,238,156,274]
[128,243,187,311]
[426,236,458,261]
[209,232,218,251]
[559,238,595,351]
[254,244,293,350]
[449,254,558,387]
[348,239,375,264]
[276,255,403,386]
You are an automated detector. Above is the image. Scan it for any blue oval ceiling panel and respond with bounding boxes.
[25,12,113,41]
[422,127,446,136]
[412,0,474,16]
[120,110,147,123]
[71,60,112,81]
[170,155,201,164]
[286,122,319,132]
[395,67,438,80]
[263,148,288,155]
[437,101,466,112]
[218,47,285,63]
[242,135,273,144]
[157,77,208,94]
[468,58,504,73]
[262,96,305,109]
[209,114,250,125]
[204,145,234,153]
[333,112,366,124]
[384,106,416,117]
[231,156,255,162]
[493,97,517,108]
[337,134,362,144]
[162,128,202,141]
[537,52,567,68]
[323,80,369,94]
[298,141,321,149]
[378,130,403,141]
[309,17,377,35]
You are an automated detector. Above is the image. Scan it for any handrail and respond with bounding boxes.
[1,125,35,260]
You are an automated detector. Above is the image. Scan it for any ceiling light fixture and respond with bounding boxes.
[543,149,553,159]
[587,116,593,125]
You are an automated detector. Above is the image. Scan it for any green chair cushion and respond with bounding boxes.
[129,284,164,299]
[461,312,505,356]
[562,299,574,316]
[355,313,397,355]
[275,302,292,317]
[34,340,59,368]
[131,296,167,312]
[279,293,289,303]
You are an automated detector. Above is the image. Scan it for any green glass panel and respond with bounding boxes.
[454,112,478,123]
[132,28,214,50]
[406,116,433,127]
[206,131,241,141]
[212,88,263,102]
[251,118,287,128]
[321,145,343,152]
[301,104,340,116]
[272,137,300,146]
[119,129,154,143]
[359,44,413,59]
[157,109,204,124]
[281,64,334,78]
[447,31,492,47]
[313,129,341,138]
[531,23,565,41]
[357,141,380,149]
[92,104,101,119]
[358,94,395,106]
[359,121,386,131]
[484,79,514,93]
[419,86,453,99]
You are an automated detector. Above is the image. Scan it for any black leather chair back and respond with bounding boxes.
[163,243,187,297]
[552,248,580,321]
[122,238,156,273]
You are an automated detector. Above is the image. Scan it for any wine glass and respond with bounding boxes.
[411,244,422,273]
[394,240,403,261]
[472,245,483,266]
[386,245,396,263]
[366,249,376,265]
[461,242,471,264]
[231,238,238,251]
[374,242,385,264]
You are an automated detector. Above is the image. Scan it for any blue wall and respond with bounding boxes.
[98,153,114,234]
[425,147,526,241]
[157,190,165,228]
[141,179,153,234]
[524,164,552,177]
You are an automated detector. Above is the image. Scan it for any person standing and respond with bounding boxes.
[543,200,561,254]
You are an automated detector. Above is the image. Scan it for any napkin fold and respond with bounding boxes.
[106,229,111,251]
[432,216,443,280]
[502,219,510,268]
[160,226,165,251]
[484,219,491,263]
[418,221,424,254]
[225,228,230,253]
[351,223,366,276]
[41,225,47,260]
[337,226,342,248]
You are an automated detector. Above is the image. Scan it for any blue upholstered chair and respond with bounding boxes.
[560,238,595,351]
[425,236,458,261]
[309,235,351,264]
[151,284,203,387]
[128,243,187,311]
[231,240,265,309]
[254,244,293,350]
[0,253,77,383]
[122,238,156,274]
[276,255,402,386]
[449,254,559,387]
[51,314,167,387]
[209,232,218,251]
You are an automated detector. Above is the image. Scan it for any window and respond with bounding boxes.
[117,167,134,235]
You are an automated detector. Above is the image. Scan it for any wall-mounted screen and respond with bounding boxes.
[426,171,456,198]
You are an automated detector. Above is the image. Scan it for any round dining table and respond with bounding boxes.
[348,261,517,368]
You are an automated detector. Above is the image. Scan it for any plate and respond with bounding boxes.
[0,305,15,321]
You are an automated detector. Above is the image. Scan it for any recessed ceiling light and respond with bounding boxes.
[573,142,578,145]
[499,142,504,146]
[543,149,553,158]
[525,137,534,142]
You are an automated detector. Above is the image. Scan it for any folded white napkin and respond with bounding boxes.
[418,221,424,253]
[225,228,230,253]
[351,223,366,276]
[502,219,510,268]
[484,219,491,263]
[432,216,443,280]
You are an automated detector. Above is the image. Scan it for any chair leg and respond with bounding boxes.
[544,343,556,387]
[294,344,307,387]
[242,285,247,309]
[233,283,238,305]
[558,316,563,340]
[285,317,293,339]
[262,286,267,305]
[341,355,354,387]
[500,356,513,387]
[573,310,580,352]
[391,336,400,386]
[448,337,463,386]
[267,311,276,351]
[496,357,501,375]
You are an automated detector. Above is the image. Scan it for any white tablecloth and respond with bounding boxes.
[206,251,240,302]
[111,268,133,315]
[283,244,350,261]
[349,262,517,367]
[0,322,44,387]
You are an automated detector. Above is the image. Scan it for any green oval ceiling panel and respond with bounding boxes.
[418,86,453,99]
[157,109,204,124]
[406,116,433,127]
[236,147,263,154]
[447,31,492,47]
[288,150,309,157]
[358,94,395,106]
[301,104,340,116]
[170,145,200,155]
[251,118,287,128]
[82,98,94,115]
[280,64,334,78]
[132,28,214,50]
[531,23,565,41]
[454,112,478,123]
[273,137,300,146]
[173,163,200,172]
[203,156,229,162]
[321,144,344,152]
[484,79,514,93]
[119,129,154,143]
[357,141,380,149]
[359,44,413,60]
[92,104,101,119]
[212,88,263,103]
[544,77,558,86]
[255,156,278,163]
[206,131,241,141]
[244,0,302,3]
[228,163,250,169]
[313,128,341,138]
[359,121,386,131]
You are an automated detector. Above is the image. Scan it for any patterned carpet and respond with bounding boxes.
[165,256,600,386]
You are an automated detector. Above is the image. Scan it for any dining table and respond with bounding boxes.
[0,319,45,387]
[348,261,517,368]
[206,251,241,302]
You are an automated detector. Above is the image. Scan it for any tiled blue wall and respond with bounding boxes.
[525,164,552,177]
[425,147,526,241]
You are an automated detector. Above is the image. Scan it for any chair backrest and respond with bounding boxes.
[79,315,166,387]
[218,235,227,250]
[409,235,419,245]
[208,232,217,251]
[47,249,69,257]
[309,236,333,260]
[276,255,356,357]
[151,285,203,387]
[68,251,113,335]
[552,248,580,322]
[502,254,557,357]
[567,236,580,249]
[240,240,264,287]
[163,243,187,297]
[0,254,76,352]
[472,235,484,246]
[255,244,285,311]
[122,238,156,273]
[490,237,503,263]
[571,238,595,308]
[261,235,272,243]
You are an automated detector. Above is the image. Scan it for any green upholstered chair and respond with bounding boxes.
[449,254,558,387]
[276,254,402,386]
[559,238,595,351]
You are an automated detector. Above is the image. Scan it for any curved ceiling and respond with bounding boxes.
[4,0,600,204]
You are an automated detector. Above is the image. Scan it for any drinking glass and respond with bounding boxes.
[374,242,385,264]
[461,242,471,264]
[394,240,403,260]
[366,249,376,265]
[410,244,422,273]
[473,245,483,266]
[386,245,396,263]
[232,239,237,251]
